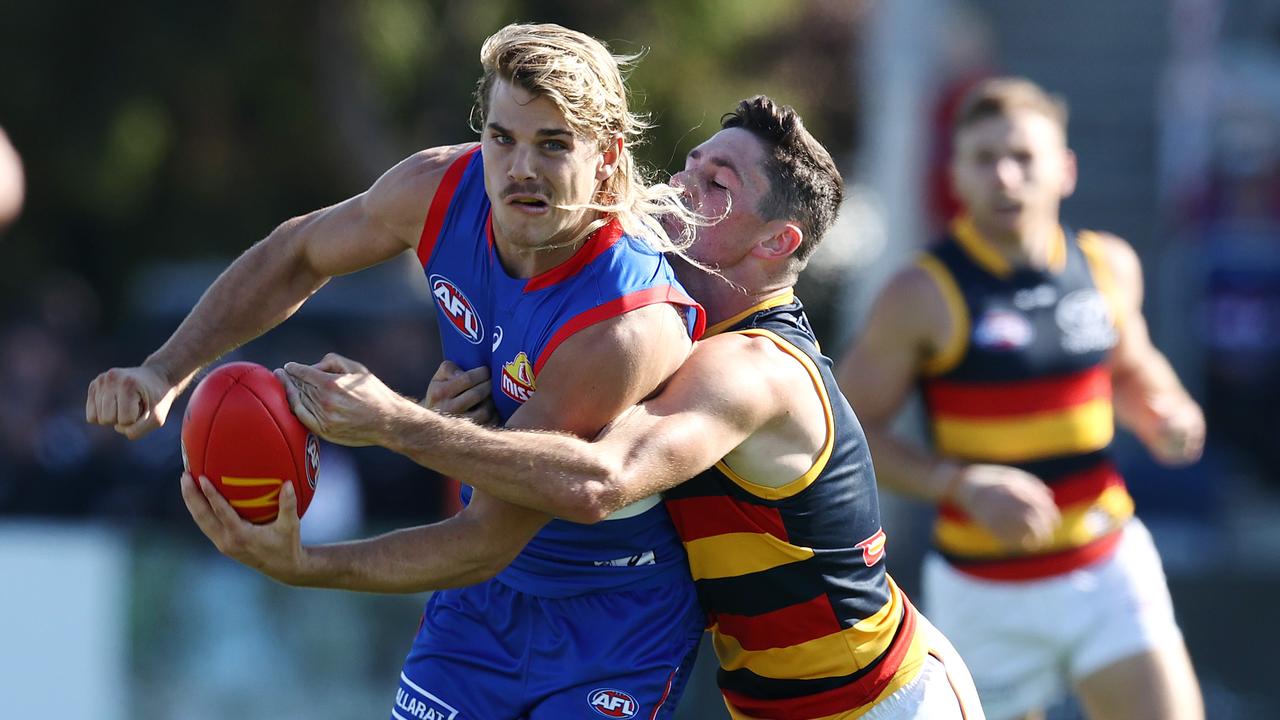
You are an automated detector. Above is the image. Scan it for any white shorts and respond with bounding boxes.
[863,614,986,720]
[922,519,1184,720]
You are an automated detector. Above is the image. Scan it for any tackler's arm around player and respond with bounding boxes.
[211,302,696,590]
[284,333,800,526]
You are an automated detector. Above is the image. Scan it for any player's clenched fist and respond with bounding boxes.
[85,364,179,439]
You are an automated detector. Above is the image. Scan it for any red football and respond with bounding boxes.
[181,361,319,523]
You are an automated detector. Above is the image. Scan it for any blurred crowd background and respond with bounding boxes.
[1,0,1277,717]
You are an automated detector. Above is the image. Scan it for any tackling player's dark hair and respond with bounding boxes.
[721,96,844,268]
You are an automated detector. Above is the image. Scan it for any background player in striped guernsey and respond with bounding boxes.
[88,22,709,719]
[235,96,986,719]
[836,77,1204,720]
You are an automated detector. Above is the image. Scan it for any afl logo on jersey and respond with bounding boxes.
[1057,288,1117,354]
[500,351,537,403]
[430,274,484,344]
[588,689,638,718]
[973,308,1034,350]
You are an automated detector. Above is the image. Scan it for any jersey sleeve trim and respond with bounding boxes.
[1076,230,1126,334]
[711,328,835,501]
[704,289,796,337]
[532,285,704,376]
[915,254,970,377]
[416,146,480,269]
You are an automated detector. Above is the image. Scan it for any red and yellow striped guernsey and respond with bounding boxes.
[918,217,1134,580]
[664,292,928,719]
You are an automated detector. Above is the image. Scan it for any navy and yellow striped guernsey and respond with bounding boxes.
[918,216,1134,580]
[664,291,927,720]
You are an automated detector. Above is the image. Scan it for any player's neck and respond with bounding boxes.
[678,262,792,330]
[970,214,1062,271]
[491,213,604,278]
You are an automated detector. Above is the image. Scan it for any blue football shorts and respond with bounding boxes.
[390,575,705,719]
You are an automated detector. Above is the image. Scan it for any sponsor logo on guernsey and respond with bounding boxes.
[492,325,504,352]
[588,688,639,718]
[429,274,484,344]
[973,308,1034,350]
[1056,288,1117,354]
[394,674,458,720]
[500,351,537,403]
[304,434,320,489]
[855,527,887,567]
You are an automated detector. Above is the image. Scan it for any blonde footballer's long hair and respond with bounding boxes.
[473,23,709,253]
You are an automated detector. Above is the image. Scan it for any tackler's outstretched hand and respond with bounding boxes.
[85,364,181,440]
[181,472,310,585]
[277,352,415,448]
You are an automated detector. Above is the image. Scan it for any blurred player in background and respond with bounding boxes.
[837,77,1204,720]
[190,96,985,719]
[87,22,709,719]
[0,127,23,229]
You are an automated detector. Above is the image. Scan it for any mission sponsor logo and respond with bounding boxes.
[430,274,483,344]
[500,351,537,403]
[855,527,887,566]
[588,688,638,718]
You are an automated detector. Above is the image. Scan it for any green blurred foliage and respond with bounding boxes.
[0,0,864,325]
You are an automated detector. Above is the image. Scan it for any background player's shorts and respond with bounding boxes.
[861,613,985,720]
[922,518,1184,720]
[391,575,704,720]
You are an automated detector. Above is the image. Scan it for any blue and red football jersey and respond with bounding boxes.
[418,146,704,597]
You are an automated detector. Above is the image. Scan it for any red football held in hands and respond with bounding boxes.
[181,361,319,523]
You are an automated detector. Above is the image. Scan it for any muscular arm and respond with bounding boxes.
[836,267,959,501]
[282,297,826,525]
[185,473,542,592]
[87,144,476,438]
[375,330,806,523]
[191,302,697,590]
[1101,234,1205,465]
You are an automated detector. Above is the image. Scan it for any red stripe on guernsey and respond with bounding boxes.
[1050,462,1124,507]
[938,462,1124,521]
[416,146,480,268]
[533,286,705,375]
[665,495,789,543]
[723,599,919,719]
[955,530,1122,581]
[924,366,1111,418]
[523,218,624,293]
[716,594,843,651]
